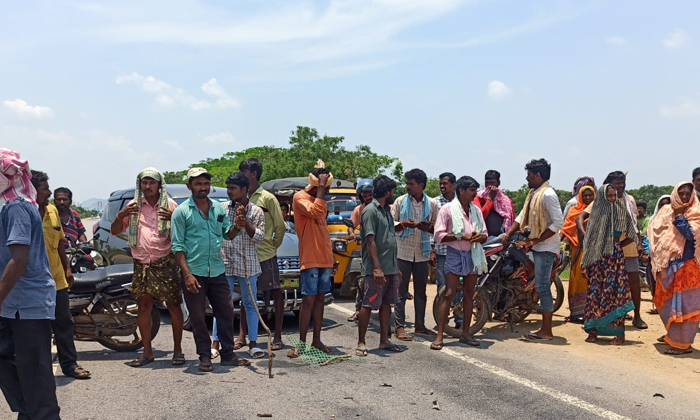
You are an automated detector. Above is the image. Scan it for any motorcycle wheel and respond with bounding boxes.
[519,276,565,321]
[432,286,491,338]
[92,298,161,352]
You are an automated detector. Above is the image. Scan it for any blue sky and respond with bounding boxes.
[2,0,699,203]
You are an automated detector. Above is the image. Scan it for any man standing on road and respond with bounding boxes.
[239,158,287,351]
[212,172,266,360]
[347,179,374,323]
[0,149,61,419]
[171,168,249,372]
[476,170,515,239]
[503,159,563,341]
[32,170,91,379]
[430,172,456,294]
[110,168,185,367]
[356,175,403,356]
[393,168,440,340]
[289,161,336,357]
[54,187,87,248]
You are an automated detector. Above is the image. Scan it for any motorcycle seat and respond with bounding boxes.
[483,243,504,257]
[71,264,133,293]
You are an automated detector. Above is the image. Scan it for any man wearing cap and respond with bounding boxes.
[0,149,61,419]
[111,168,185,367]
[288,161,337,357]
[171,167,250,371]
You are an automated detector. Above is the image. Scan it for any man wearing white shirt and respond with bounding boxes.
[503,159,563,341]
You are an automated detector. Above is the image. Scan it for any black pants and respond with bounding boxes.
[394,259,430,331]
[0,316,61,420]
[182,273,234,361]
[52,289,78,375]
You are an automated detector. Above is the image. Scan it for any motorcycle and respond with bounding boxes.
[67,245,158,352]
[433,231,565,338]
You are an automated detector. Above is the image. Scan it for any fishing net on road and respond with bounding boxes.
[287,337,366,366]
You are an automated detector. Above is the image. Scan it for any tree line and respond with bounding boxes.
[165,126,674,215]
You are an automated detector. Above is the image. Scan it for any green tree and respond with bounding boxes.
[163,126,399,186]
[504,185,571,214]
[627,185,674,211]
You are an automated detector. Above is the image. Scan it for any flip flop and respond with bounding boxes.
[248,347,265,359]
[430,341,444,351]
[458,337,480,347]
[287,348,300,358]
[633,319,649,329]
[210,348,220,359]
[271,341,284,351]
[172,353,186,366]
[665,348,692,355]
[355,347,368,357]
[221,357,251,366]
[129,354,155,368]
[66,366,91,379]
[233,341,247,350]
[198,360,213,372]
[394,330,413,341]
[414,329,437,337]
[347,312,359,322]
[657,335,666,343]
[379,344,403,352]
[521,333,553,342]
[313,344,333,355]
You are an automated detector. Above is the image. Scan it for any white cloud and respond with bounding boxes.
[660,99,700,119]
[115,73,239,111]
[487,81,511,100]
[3,99,54,119]
[663,29,687,49]
[605,36,627,46]
[201,132,237,144]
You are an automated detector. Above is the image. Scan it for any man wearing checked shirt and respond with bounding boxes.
[171,168,250,372]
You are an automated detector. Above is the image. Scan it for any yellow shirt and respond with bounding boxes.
[42,204,68,291]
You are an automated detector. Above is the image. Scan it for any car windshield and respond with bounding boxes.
[325,193,360,213]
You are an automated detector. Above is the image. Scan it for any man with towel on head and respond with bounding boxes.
[288,160,337,357]
[0,149,61,419]
[111,168,185,367]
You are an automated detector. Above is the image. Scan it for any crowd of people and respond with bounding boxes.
[1,146,700,419]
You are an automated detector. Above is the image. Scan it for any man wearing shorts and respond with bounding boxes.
[111,168,185,367]
[239,158,287,350]
[289,161,336,357]
[356,175,403,356]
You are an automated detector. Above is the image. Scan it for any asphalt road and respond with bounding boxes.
[1,292,698,420]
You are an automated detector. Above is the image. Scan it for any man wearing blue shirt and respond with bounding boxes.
[171,168,250,372]
[0,149,61,419]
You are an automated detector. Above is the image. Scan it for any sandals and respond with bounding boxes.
[458,336,480,347]
[210,348,220,359]
[355,347,368,357]
[172,353,186,366]
[347,312,359,322]
[521,333,553,342]
[221,356,251,367]
[414,328,437,337]
[430,341,444,351]
[287,348,301,358]
[665,348,692,355]
[657,335,666,343]
[66,366,91,379]
[632,319,649,329]
[233,340,247,350]
[129,354,155,368]
[394,330,413,341]
[313,344,333,355]
[585,333,598,343]
[271,341,284,351]
[610,337,625,346]
[198,359,213,372]
[248,347,265,359]
[379,344,403,352]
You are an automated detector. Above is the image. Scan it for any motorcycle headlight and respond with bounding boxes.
[333,240,347,252]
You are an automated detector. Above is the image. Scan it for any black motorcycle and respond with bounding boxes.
[433,231,564,338]
[68,246,159,352]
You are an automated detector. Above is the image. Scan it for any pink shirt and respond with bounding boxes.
[121,197,178,264]
[433,202,487,252]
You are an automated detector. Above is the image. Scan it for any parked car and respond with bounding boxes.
[92,184,330,325]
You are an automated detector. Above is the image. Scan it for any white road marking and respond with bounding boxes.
[328,303,631,420]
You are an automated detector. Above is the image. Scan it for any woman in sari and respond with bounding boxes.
[581,184,637,345]
[648,182,700,355]
[561,185,595,322]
